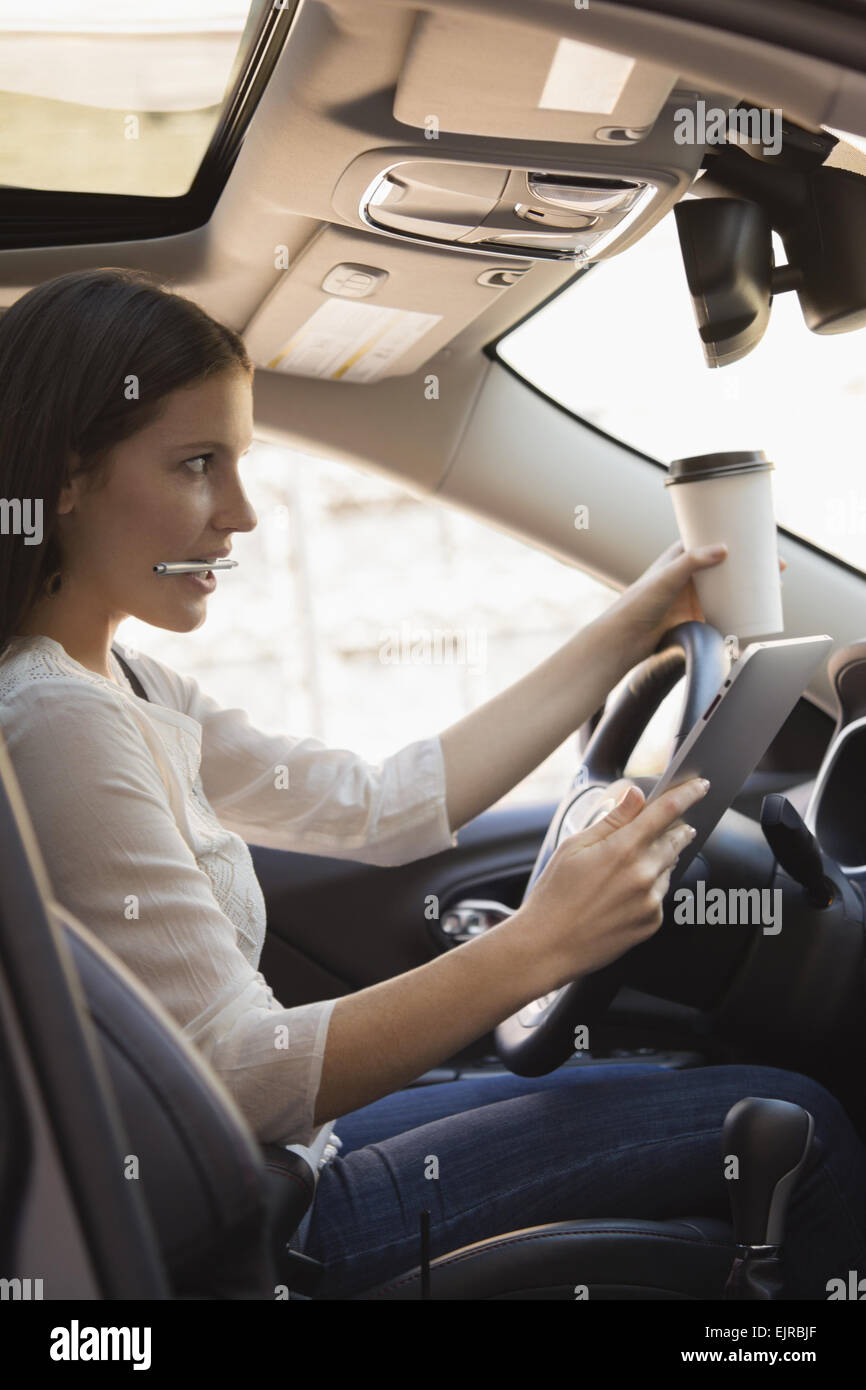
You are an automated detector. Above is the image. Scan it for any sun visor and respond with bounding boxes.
[242,223,532,381]
[394,14,679,146]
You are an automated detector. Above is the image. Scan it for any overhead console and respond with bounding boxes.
[331,112,703,263]
[346,159,660,261]
[330,16,704,262]
[244,4,709,379]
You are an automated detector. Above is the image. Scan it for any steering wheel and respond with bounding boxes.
[494,621,731,1077]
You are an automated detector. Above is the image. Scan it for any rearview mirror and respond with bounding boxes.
[675,167,866,366]
[674,198,779,367]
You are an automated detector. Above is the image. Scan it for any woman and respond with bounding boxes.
[1,268,864,1301]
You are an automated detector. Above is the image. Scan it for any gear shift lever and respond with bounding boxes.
[722,1097,815,1299]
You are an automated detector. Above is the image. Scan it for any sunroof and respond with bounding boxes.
[0,1,261,198]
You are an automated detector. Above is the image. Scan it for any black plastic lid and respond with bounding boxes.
[665,449,774,486]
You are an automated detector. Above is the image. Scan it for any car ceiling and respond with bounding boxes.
[1,0,865,676]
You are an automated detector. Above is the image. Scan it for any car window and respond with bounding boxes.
[496,208,866,574]
[120,442,618,812]
[0,1,258,197]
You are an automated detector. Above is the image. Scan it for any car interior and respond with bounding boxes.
[2,0,866,1304]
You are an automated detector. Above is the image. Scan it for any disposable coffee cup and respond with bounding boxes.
[665,450,783,640]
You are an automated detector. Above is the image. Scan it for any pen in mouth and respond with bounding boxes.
[153,559,239,575]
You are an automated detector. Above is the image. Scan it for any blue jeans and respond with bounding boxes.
[303,1063,866,1300]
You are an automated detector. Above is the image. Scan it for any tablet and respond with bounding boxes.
[645,634,833,878]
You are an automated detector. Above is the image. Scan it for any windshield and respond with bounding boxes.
[496,207,866,573]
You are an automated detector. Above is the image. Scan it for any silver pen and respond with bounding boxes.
[153,559,239,575]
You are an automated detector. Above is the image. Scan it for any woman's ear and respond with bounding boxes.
[57,453,84,516]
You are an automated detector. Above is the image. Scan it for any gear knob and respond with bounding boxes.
[722,1096,815,1248]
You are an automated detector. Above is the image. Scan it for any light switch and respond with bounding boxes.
[321,263,389,298]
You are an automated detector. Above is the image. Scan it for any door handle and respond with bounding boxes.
[439,898,515,944]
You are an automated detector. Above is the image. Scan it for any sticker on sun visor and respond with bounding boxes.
[539,38,635,114]
[267,300,442,382]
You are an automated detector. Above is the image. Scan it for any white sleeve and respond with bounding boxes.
[177,673,459,867]
[2,679,338,1148]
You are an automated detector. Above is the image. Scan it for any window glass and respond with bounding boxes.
[497,209,866,572]
[121,442,618,812]
[0,1,256,196]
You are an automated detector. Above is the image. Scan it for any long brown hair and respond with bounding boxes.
[0,267,252,656]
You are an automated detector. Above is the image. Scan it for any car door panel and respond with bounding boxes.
[253,802,555,1007]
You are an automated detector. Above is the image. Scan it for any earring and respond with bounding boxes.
[44,569,62,597]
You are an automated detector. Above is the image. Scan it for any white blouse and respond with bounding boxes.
[0,634,457,1155]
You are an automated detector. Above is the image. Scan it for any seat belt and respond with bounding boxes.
[112,647,150,701]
